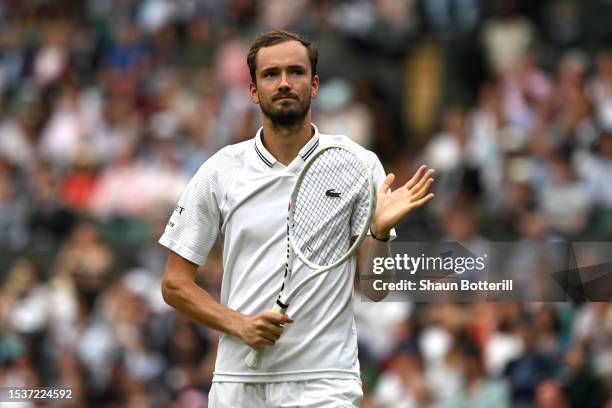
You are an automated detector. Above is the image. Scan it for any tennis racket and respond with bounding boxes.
[245,144,376,369]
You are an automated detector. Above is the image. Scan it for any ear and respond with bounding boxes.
[310,75,320,99]
[249,82,259,104]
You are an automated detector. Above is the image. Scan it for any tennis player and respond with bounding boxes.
[160,30,434,407]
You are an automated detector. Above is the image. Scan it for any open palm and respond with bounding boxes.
[370,165,435,239]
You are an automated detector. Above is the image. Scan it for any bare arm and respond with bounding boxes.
[161,251,293,348]
[357,165,435,301]
[357,236,394,301]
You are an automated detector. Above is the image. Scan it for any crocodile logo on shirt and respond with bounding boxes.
[325,189,341,198]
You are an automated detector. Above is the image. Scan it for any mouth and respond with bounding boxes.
[274,95,297,101]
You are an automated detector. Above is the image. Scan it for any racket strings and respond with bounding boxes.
[292,148,371,268]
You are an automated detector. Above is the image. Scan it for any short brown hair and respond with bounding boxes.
[247,30,318,83]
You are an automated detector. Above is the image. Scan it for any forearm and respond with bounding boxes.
[357,236,395,301]
[358,165,433,300]
[162,276,245,338]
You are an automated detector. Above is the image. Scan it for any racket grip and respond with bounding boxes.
[245,303,287,370]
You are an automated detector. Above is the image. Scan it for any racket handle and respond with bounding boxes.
[245,303,287,370]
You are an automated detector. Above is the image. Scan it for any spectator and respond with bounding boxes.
[539,152,591,236]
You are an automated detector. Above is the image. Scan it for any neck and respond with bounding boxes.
[261,113,313,165]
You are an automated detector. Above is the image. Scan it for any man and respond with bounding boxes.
[160,30,434,407]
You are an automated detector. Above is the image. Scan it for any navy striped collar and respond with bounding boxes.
[254,124,320,168]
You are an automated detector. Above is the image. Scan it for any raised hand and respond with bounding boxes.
[370,165,435,239]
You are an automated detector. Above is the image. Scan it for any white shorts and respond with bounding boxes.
[208,378,363,408]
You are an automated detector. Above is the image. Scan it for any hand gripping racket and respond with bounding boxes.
[245,144,376,369]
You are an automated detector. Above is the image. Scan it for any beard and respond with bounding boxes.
[259,93,311,127]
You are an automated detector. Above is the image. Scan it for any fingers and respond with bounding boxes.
[254,337,275,347]
[412,193,435,208]
[262,311,294,326]
[249,322,282,348]
[405,165,428,189]
[378,173,395,195]
[260,327,281,342]
[412,174,434,200]
[408,168,434,195]
[265,320,284,337]
[247,311,294,348]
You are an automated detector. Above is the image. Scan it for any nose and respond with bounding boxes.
[278,71,290,90]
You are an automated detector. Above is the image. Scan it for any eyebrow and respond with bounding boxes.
[260,64,308,74]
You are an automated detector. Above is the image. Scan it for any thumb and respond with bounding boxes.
[269,311,294,324]
[379,173,395,194]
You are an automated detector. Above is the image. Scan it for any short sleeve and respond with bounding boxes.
[159,152,230,265]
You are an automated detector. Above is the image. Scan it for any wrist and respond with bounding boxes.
[229,312,248,339]
[369,227,390,241]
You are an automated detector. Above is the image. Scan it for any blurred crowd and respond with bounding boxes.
[1,0,611,407]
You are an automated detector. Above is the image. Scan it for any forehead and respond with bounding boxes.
[256,40,310,72]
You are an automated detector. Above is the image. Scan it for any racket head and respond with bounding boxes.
[288,144,376,271]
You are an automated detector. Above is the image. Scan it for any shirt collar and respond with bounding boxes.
[254,127,276,167]
[254,124,320,168]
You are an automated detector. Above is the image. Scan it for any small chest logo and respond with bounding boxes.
[325,189,341,198]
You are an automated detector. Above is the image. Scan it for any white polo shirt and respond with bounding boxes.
[159,124,389,383]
